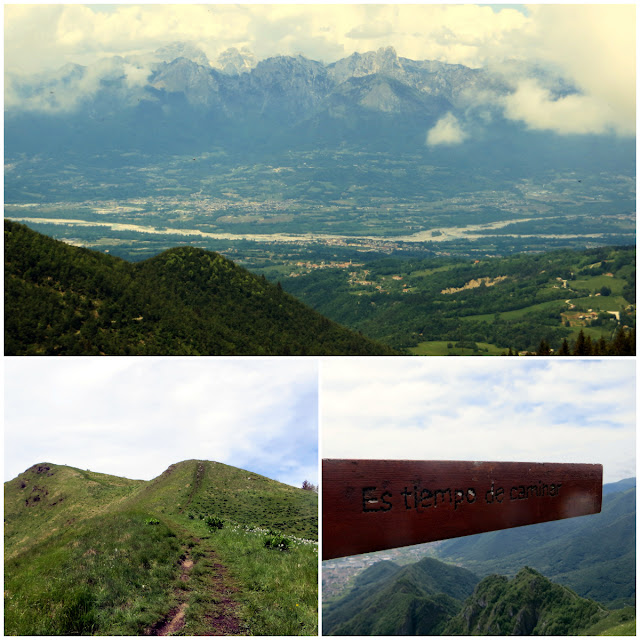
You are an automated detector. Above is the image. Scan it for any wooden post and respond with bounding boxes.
[322,459,603,560]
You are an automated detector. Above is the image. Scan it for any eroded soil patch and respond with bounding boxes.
[202,557,244,636]
[149,603,188,636]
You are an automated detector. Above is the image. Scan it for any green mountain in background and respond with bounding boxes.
[5,460,317,558]
[127,459,318,540]
[5,460,318,636]
[437,483,635,608]
[4,219,395,355]
[323,557,479,635]
[324,559,634,636]
[444,567,628,636]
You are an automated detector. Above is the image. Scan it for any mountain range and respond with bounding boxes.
[323,557,479,635]
[445,566,633,636]
[5,43,634,172]
[323,561,634,636]
[6,44,502,120]
[4,44,634,354]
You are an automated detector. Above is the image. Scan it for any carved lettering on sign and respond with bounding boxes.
[361,481,561,513]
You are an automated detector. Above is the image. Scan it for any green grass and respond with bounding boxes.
[461,299,566,323]
[126,460,318,541]
[581,606,636,635]
[568,325,619,342]
[5,460,318,636]
[569,295,629,312]
[176,518,318,635]
[410,265,458,278]
[600,620,636,635]
[4,512,183,635]
[410,340,505,355]
[4,463,146,560]
[571,275,626,295]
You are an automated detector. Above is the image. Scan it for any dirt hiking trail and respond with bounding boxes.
[146,543,244,636]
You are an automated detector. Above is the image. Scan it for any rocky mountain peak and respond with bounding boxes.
[328,45,403,83]
[153,41,210,67]
[213,47,257,75]
[150,57,219,106]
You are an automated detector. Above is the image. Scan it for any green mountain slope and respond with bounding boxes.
[4,462,146,559]
[437,483,635,608]
[282,245,636,353]
[5,460,318,636]
[4,219,396,355]
[323,557,479,635]
[444,567,612,635]
[125,459,318,539]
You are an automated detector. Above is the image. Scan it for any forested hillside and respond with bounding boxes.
[4,220,396,355]
[323,557,479,635]
[323,558,634,636]
[282,245,636,354]
[444,567,632,636]
[437,483,635,609]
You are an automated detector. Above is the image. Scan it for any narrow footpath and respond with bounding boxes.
[146,542,245,636]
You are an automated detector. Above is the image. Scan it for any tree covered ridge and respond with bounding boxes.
[444,566,610,635]
[4,219,396,355]
[323,557,479,636]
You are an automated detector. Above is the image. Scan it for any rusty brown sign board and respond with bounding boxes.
[322,459,603,560]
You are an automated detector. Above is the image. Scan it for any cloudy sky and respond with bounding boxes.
[321,358,636,484]
[3,4,635,136]
[4,358,318,487]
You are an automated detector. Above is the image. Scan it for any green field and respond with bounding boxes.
[569,294,629,312]
[571,275,626,294]
[460,300,566,324]
[409,341,505,356]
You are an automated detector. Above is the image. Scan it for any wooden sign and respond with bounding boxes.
[322,459,602,560]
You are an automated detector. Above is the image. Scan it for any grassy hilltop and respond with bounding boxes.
[4,460,318,636]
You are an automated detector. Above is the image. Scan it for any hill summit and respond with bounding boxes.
[4,219,396,355]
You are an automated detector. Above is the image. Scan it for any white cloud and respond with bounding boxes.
[321,359,635,484]
[426,113,468,146]
[122,62,152,89]
[4,358,318,487]
[346,20,394,40]
[516,5,636,137]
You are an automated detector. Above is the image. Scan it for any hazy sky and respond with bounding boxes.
[4,358,318,487]
[4,4,635,136]
[321,358,636,484]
